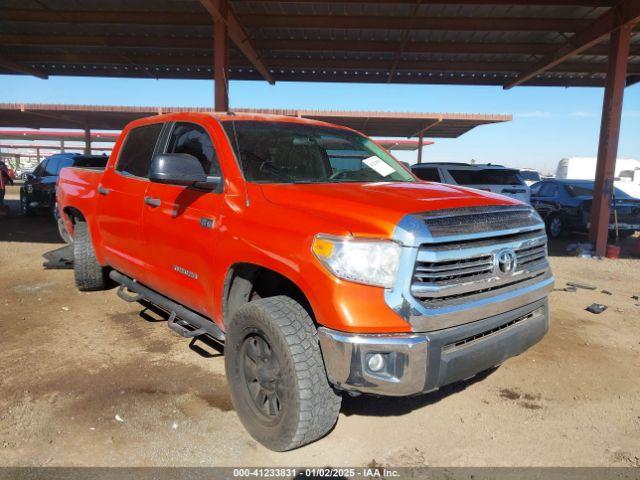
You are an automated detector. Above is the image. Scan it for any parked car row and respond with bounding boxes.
[409,162,639,240]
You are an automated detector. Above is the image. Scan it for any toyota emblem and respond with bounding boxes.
[495,249,518,276]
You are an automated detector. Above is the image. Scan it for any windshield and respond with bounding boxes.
[222,121,416,184]
[449,168,525,186]
[565,183,635,200]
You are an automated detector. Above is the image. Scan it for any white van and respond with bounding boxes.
[412,162,531,204]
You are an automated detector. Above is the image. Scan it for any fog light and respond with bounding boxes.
[367,353,385,372]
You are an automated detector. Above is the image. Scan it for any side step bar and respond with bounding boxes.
[109,270,225,343]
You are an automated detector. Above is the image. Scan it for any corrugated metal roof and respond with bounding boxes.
[0,0,638,87]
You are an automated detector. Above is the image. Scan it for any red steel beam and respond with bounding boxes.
[5,34,639,57]
[0,9,591,32]
[212,0,229,111]
[411,118,443,138]
[10,52,639,75]
[589,25,632,257]
[84,127,91,155]
[242,14,590,32]
[0,54,47,79]
[199,0,274,84]
[505,0,640,89]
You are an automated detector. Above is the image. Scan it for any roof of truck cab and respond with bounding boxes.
[131,111,356,133]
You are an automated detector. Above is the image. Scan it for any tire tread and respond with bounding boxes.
[73,221,109,291]
[227,296,341,451]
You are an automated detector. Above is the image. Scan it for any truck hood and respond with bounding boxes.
[259,181,520,237]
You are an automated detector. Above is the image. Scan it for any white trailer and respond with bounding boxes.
[555,157,640,181]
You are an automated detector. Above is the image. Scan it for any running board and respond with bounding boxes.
[109,270,225,342]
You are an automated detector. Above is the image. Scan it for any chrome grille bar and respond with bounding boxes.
[411,207,549,304]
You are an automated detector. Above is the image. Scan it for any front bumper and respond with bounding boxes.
[318,298,549,396]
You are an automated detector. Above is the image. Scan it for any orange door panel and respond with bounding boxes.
[96,172,150,284]
[141,183,223,316]
[140,120,225,317]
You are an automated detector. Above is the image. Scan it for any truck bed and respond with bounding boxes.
[56,166,104,237]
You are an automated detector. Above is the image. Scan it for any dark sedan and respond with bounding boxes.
[20,153,108,217]
[530,179,640,239]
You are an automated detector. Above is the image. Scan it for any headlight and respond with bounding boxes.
[312,234,402,288]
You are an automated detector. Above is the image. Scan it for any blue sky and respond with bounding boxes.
[1,74,639,175]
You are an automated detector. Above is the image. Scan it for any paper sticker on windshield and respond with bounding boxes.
[363,157,395,177]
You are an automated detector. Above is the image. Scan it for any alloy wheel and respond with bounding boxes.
[240,334,284,420]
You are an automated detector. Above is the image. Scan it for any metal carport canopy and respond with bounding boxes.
[0,1,638,87]
[0,104,510,139]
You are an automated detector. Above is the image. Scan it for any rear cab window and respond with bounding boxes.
[413,167,442,182]
[116,123,163,178]
[449,168,524,186]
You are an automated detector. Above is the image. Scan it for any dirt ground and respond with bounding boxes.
[1,183,639,467]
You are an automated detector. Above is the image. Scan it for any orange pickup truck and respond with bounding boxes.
[57,112,553,451]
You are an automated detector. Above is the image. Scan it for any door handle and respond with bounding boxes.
[97,186,110,196]
[144,196,161,207]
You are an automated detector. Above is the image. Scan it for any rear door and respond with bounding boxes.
[96,122,164,283]
[142,120,225,316]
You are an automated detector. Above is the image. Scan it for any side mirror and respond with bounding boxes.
[149,153,208,186]
[25,173,35,181]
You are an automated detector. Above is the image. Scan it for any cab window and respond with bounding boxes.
[166,122,221,176]
[413,167,442,182]
[538,182,558,197]
[55,157,75,175]
[43,157,59,176]
[116,123,163,178]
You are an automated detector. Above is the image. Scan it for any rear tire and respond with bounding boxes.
[73,221,109,291]
[225,296,341,451]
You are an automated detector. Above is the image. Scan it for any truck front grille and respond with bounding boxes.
[411,207,550,307]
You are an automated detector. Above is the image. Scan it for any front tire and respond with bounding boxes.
[545,214,564,239]
[225,296,341,451]
[20,191,31,216]
[73,221,109,291]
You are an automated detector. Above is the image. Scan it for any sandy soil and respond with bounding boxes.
[1,184,639,467]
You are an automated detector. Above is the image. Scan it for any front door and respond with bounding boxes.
[96,122,163,283]
[142,121,225,317]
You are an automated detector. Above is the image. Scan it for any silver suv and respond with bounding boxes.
[412,162,531,204]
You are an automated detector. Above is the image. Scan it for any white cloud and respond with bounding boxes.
[569,111,595,118]
[515,111,552,118]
